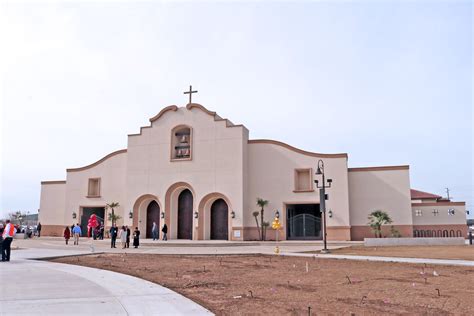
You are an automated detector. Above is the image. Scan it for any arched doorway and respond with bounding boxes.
[178,189,193,239]
[146,201,160,239]
[210,198,228,240]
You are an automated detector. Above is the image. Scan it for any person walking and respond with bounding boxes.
[152,222,158,241]
[72,224,81,245]
[161,223,168,241]
[37,222,42,237]
[0,223,4,262]
[126,226,131,248]
[133,227,140,248]
[110,223,118,248]
[120,226,127,249]
[64,226,71,245]
[99,223,104,240]
[2,219,16,261]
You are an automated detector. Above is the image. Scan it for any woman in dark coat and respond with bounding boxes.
[133,227,140,248]
[64,226,71,245]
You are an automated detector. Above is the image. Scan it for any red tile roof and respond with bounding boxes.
[410,189,442,200]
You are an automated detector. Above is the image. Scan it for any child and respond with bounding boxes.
[64,226,71,245]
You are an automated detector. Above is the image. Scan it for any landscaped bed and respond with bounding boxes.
[52,254,474,315]
[313,245,474,261]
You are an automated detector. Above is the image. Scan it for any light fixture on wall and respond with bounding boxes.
[230,211,235,219]
[72,212,77,219]
[194,211,199,219]
[328,209,333,218]
[161,211,165,219]
[275,210,280,219]
[129,210,133,219]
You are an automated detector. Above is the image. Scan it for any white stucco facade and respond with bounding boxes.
[39,104,467,240]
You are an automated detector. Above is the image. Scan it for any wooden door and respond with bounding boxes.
[177,189,193,239]
[211,199,228,240]
[146,201,160,238]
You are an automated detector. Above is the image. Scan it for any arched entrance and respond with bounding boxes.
[146,201,160,238]
[132,194,162,238]
[178,189,193,239]
[197,192,232,240]
[210,198,228,240]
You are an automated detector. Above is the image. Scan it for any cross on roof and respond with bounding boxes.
[184,85,198,104]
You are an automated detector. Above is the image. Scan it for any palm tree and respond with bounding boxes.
[256,198,269,241]
[252,211,260,240]
[368,210,393,238]
[106,202,120,226]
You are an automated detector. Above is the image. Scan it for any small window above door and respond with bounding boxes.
[87,178,101,197]
[294,168,314,192]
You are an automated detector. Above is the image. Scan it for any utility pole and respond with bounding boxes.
[445,188,450,200]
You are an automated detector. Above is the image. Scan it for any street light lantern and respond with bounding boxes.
[327,179,332,183]
[275,210,280,219]
[316,167,323,175]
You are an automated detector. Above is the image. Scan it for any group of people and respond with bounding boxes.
[109,224,140,249]
[152,222,168,241]
[0,220,15,262]
[23,222,42,239]
[63,223,83,245]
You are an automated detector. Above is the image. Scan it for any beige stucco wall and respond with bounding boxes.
[412,203,467,225]
[126,105,248,239]
[348,168,412,226]
[39,183,67,225]
[65,151,127,226]
[246,142,350,238]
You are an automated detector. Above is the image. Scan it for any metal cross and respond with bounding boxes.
[432,209,439,216]
[183,85,198,104]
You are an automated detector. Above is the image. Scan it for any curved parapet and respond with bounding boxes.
[248,139,348,159]
[66,149,127,172]
[149,105,179,123]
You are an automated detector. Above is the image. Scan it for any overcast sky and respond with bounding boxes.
[0,0,472,220]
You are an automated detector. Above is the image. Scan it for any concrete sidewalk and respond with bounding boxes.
[0,248,212,316]
[280,252,474,267]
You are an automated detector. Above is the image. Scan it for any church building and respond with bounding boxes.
[39,102,467,240]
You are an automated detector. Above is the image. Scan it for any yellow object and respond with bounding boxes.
[274,246,280,254]
[272,217,281,230]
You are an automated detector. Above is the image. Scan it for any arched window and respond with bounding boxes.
[171,125,192,161]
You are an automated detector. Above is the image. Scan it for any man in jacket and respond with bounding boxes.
[2,220,15,261]
[110,223,118,248]
[72,224,82,245]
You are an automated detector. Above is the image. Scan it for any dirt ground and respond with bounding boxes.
[319,245,474,261]
[52,254,474,315]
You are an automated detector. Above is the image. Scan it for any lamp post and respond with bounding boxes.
[314,159,332,254]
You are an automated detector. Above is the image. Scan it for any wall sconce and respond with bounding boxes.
[230,211,235,219]
[72,212,77,219]
[160,211,165,219]
[194,211,199,219]
[275,210,280,219]
[328,209,333,218]
[129,210,133,219]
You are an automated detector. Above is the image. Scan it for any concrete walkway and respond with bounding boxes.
[280,252,474,267]
[0,248,212,316]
